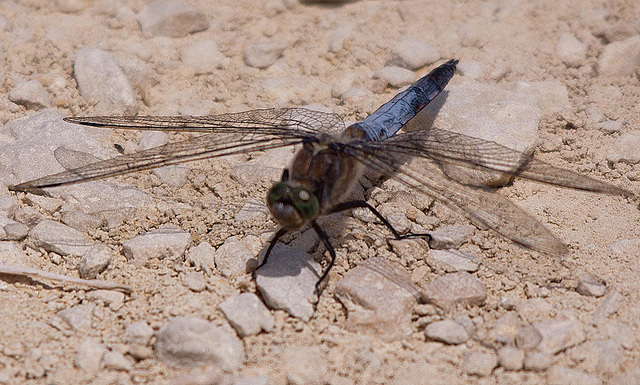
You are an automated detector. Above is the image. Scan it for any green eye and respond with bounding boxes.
[291,187,319,221]
[267,183,290,206]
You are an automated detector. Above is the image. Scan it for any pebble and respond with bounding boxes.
[373,66,415,88]
[592,290,622,323]
[488,312,522,346]
[328,24,353,53]
[598,35,640,76]
[61,211,104,233]
[152,165,189,188]
[74,338,107,373]
[125,321,154,345]
[456,61,484,79]
[77,244,113,279]
[606,131,640,164]
[185,242,215,274]
[388,38,440,70]
[218,292,275,337]
[154,316,244,370]
[139,131,168,150]
[335,258,417,340]
[523,352,553,371]
[516,298,553,323]
[515,324,543,351]
[122,225,191,264]
[8,80,50,110]
[508,80,570,115]
[424,319,469,344]
[461,351,497,376]
[101,350,132,371]
[576,272,606,297]
[0,241,28,265]
[600,120,622,133]
[57,304,94,332]
[181,40,229,74]
[255,244,320,322]
[73,47,139,115]
[235,198,270,223]
[556,32,587,67]
[497,346,524,370]
[547,366,603,385]
[428,225,475,250]
[0,196,18,218]
[421,271,487,310]
[182,271,205,292]
[24,193,63,214]
[0,216,28,240]
[532,316,585,354]
[29,220,95,256]
[427,249,479,272]
[244,42,286,69]
[137,0,209,38]
[214,235,262,278]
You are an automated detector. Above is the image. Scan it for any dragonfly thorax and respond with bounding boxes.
[267,182,320,230]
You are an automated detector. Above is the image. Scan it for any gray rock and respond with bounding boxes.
[598,35,640,76]
[461,351,497,376]
[523,352,553,371]
[24,194,63,214]
[581,339,624,375]
[428,225,475,250]
[154,316,244,370]
[8,80,50,109]
[139,131,168,150]
[421,271,487,310]
[592,290,622,323]
[556,33,587,67]
[122,226,191,263]
[532,316,585,354]
[600,120,622,133]
[137,0,209,38]
[507,80,570,115]
[231,146,295,185]
[424,319,469,344]
[214,235,262,278]
[606,131,640,164]
[235,198,270,223]
[576,272,606,297]
[373,66,415,88]
[388,38,440,70]
[218,292,275,337]
[125,321,154,345]
[255,244,320,322]
[244,42,286,69]
[335,258,417,340]
[547,366,603,385]
[0,195,18,217]
[0,216,28,240]
[457,61,484,79]
[182,40,229,74]
[101,350,132,371]
[427,249,479,272]
[0,241,28,264]
[497,346,524,370]
[78,244,114,279]
[152,165,189,188]
[488,312,522,346]
[516,297,553,323]
[74,338,107,373]
[186,242,215,274]
[85,290,124,310]
[182,271,205,292]
[29,220,95,256]
[73,47,139,115]
[57,304,94,332]
[61,211,104,233]
[515,325,542,351]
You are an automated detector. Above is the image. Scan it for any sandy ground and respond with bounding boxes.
[1,0,640,384]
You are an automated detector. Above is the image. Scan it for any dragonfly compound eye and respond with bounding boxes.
[267,182,308,230]
[291,187,319,221]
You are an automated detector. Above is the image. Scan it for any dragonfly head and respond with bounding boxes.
[267,182,319,230]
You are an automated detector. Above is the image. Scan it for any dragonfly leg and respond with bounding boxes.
[311,221,336,295]
[328,200,432,241]
[256,228,288,270]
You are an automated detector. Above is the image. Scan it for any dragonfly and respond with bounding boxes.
[10,59,632,293]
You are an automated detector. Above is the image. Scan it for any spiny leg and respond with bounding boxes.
[256,228,288,270]
[328,200,432,241]
[311,221,336,295]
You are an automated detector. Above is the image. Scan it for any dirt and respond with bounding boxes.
[1,0,639,384]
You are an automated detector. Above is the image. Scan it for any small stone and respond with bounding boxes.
[523,352,553,371]
[128,344,153,361]
[328,24,352,53]
[421,271,487,310]
[235,198,270,223]
[61,211,104,232]
[427,249,479,272]
[73,47,139,115]
[214,235,262,278]
[592,290,622,323]
[373,66,415,88]
[556,33,587,67]
[139,131,168,150]
[8,80,50,110]
[600,120,622,133]
[457,61,484,79]
[388,38,440,70]
[598,35,640,77]
[24,194,63,214]
[154,316,244,370]
[101,351,132,371]
[122,225,191,264]
[74,338,107,373]
[152,165,189,188]
[516,298,553,323]
[424,319,469,344]
[515,325,543,351]
[182,271,205,292]
[488,312,523,346]
[181,40,229,74]
[137,0,209,38]
[428,225,475,249]
[57,304,94,332]
[606,131,640,164]
[29,220,94,256]
[0,216,28,240]
[335,258,417,340]
[255,244,320,322]
[497,346,524,370]
[0,195,18,217]
[78,244,113,279]
[185,242,215,274]
[461,351,497,376]
[244,42,286,69]
[218,292,275,337]
[547,366,603,385]
[576,272,606,297]
[125,321,154,345]
[532,316,585,354]
[85,290,125,310]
